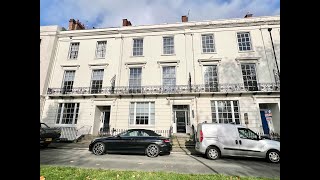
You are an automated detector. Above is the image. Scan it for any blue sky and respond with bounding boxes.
[40,0,280,29]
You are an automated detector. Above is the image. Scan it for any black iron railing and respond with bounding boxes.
[47,83,280,95]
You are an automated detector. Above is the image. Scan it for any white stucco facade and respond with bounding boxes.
[41,16,280,136]
[40,25,61,118]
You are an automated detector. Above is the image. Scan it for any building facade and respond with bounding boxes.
[40,25,62,118]
[41,15,280,137]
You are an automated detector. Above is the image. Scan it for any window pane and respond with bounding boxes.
[241,63,258,91]
[131,102,154,125]
[202,34,215,53]
[204,66,218,92]
[69,42,80,59]
[129,68,142,93]
[162,66,176,87]
[133,39,143,56]
[163,37,174,54]
[56,103,80,125]
[211,100,240,124]
[237,32,251,51]
[62,70,75,93]
[96,41,107,58]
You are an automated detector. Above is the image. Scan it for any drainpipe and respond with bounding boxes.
[268,28,280,81]
[191,33,196,84]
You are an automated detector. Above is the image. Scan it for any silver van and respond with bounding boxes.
[195,123,280,163]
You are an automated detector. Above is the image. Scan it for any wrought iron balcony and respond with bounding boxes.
[47,83,280,96]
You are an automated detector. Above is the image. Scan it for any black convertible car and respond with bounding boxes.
[89,129,172,157]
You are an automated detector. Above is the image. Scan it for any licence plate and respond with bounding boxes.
[45,138,52,141]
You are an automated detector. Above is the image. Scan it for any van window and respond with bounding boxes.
[238,128,258,140]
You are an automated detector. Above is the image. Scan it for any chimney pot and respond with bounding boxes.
[123,19,128,26]
[182,15,188,22]
[244,13,253,18]
[68,18,85,30]
[123,19,132,26]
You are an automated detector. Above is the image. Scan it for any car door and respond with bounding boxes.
[237,128,264,157]
[217,125,241,156]
[117,130,139,153]
[133,130,152,153]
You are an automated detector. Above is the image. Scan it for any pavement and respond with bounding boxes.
[40,148,280,179]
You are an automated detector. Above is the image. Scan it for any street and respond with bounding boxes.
[40,148,280,179]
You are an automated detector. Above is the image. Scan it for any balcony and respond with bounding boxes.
[47,83,279,96]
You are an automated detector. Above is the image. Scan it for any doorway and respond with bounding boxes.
[259,103,280,135]
[173,105,189,133]
[100,106,111,134]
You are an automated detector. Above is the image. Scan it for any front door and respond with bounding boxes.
[176,111,186,133]
[260,111,270,134]
[102,111,110,133]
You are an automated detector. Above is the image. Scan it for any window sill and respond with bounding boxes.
[94,57,106,60]
[130,55,144,58]
[238,50,254,53]
[161,54,176,56]
[201,52,217,54]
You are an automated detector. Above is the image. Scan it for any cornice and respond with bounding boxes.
[57,17,279,38]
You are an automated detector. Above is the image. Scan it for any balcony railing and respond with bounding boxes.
[47,83,280,96]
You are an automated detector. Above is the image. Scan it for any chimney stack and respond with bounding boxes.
[182,15,188,22]
[68,19,85,30]
[244,13,253,18]
[122,19,132,26]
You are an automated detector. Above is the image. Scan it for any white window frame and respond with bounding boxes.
[211,100,240,124]
[162,66,176,87]
[240,63,259,91]
[132,38,144,56]
[95,41,107,59]
[61,70,76,93]
[163,36,175,55]
[90,69,104,93]
[68,42,80,59]
[128,67,142,93]
[201,34,216,53]
[129,102,155,126]
[203,65,219,92]
[56,103,80,125]
[236,32,253,52]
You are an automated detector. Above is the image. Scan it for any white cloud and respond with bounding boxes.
[40,0,280,28]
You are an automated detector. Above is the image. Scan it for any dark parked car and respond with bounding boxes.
[40,123,61,147]
[89,129,172,157]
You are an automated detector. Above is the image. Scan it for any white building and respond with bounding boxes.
[41,15,280,138]
[40,25,62,118]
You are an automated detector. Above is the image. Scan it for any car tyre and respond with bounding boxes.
[266,150,280,163]
[206,146,220,160]
[92,142,106,155]
[146,144,160,158]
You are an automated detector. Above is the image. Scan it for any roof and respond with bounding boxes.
[57,15,280,37]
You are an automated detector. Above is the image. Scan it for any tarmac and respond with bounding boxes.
[48,139,198,155]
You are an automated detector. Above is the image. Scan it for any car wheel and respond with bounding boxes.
[146,144,160,158]
[267,150,280,163]
[206,146,220,160]
[92,142,106,155]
